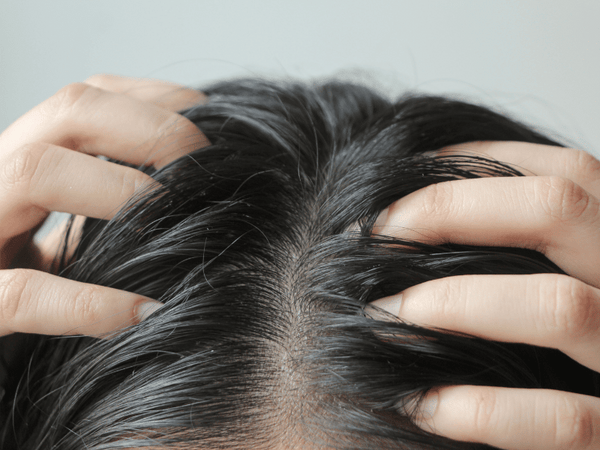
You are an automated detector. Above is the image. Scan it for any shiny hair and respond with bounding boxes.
[3,79,598,450]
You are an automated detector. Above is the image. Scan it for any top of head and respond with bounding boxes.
[4,79,597,450]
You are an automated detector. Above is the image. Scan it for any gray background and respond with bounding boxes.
[2,1,599,155]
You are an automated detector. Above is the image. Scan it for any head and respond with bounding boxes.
[3,79,598,450]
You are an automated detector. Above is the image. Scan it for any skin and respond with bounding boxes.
[371,141,600,449]
[0,74,209,337]
[3,76,598,449]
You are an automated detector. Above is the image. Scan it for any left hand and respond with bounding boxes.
[371,141,600,449]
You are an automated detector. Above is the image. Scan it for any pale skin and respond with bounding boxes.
[371,141,600,449]
[0,74,209,337]
[2,76,599,449]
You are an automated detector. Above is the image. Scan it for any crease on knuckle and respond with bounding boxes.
[1,143,47,192]
[553,397,593,449]
[434,277,465,322]
[538,176,596,224]
[71,285,103,328]
[50,83,95,119]
[418,182,453,227]
[0,270,31,325]
[468,389,498,440]
[546,275,595,342]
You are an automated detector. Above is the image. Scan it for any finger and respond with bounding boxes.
[0,269,163,337]
[84,74,208,112]
[0,142,157,240]
[372,274,600,372]
[437,141,600,200]
[376,176,600,288]
[0,83,209,168]
[413,386,600,450]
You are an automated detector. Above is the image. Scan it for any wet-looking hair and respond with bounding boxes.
[2,80,598,450]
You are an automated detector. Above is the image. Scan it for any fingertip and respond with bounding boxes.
[413,390,440,432]
[370,294,403,318]
[396,389,440,433]
[134,299,164,323]
[151,116,211,169]
[372,207,389,234]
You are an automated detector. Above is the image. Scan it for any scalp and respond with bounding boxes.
[4,79,592,450]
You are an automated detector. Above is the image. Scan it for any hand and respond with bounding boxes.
[371,141,600,449]
[0,74,209,337]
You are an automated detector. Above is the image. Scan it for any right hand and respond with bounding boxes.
[0,74,209,338]
[371,141,600,449]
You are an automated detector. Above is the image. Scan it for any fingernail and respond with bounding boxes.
[135,300,163,323]
[414,391,439,430]
[373,207,389,233]
[370,294,403,318]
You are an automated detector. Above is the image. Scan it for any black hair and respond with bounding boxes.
[2,79,598,450]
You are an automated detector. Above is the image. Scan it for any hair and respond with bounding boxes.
[1,79,598,450]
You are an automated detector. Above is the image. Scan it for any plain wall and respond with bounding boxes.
[2,1,599,155]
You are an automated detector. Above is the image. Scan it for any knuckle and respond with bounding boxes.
[418,182,454,223]
[466,389,498,439]
[50,82,95,116]
[1,143,51,192]
[71,285,103,326]
[553,397,593,449]
[0,270,31,324]
[545,275,597,341]
[536,176,596,223]
[433,277,466,320]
